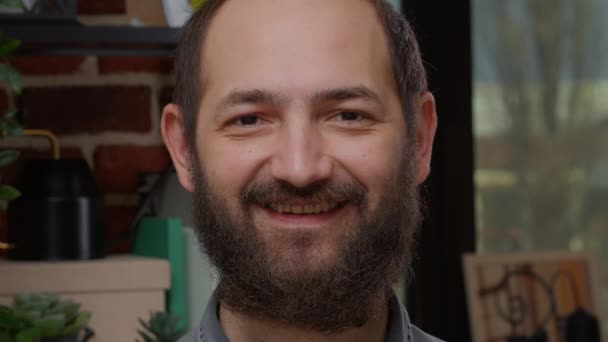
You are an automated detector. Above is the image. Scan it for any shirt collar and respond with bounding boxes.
[197,290,412,342]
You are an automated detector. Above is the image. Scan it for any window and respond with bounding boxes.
[473,0,608,334]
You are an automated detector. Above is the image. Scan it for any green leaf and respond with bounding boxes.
[15,327,41,342]
[138,312,185,342]
[1,111,24,138]
[21,310,41,324]
[14,294,46,310]
[60,311,90,336]
[0,63,22,94]
[52,302,79,321]
[0,38,20,58]
[0,306,27,331]
[0,150,19,167]
[5,121,23,136]
[13,293,29,307]
[0,185,20,201]
[32,314,65,337]
[136,330,156,342]
[0,0,24,10]
[0,331,14,342]
[138,317,152,332]
[3,109,17,119]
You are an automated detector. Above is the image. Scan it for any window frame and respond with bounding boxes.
[401,1,476,340]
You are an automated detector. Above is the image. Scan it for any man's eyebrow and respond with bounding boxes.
[216,89,289,112]
[215,86,384,115]
[308,86,384,107]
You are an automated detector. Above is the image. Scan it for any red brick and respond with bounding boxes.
[105,205,137,254]
[78,0,125,14]
[98,56,174,74]
[0,147,85,187]
[11,56,85,75]
[0,88,9,114]
[22,86,151,134]
[94,145,171,193]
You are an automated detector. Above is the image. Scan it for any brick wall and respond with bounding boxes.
[0,3,175,255]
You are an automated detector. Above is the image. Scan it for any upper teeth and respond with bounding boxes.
[269,201,339,214]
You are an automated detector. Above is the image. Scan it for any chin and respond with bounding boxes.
[262,230,344,275]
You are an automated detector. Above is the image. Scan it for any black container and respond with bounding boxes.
[7,159,105,260]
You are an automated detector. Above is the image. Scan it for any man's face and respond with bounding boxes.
[162,0,437,332]
[194,0,408,271]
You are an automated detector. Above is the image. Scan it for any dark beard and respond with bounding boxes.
[190,148,421,334]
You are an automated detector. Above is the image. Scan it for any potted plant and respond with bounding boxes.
[137,312,185,342]
[0,293,93,342]
[0,29,23,209]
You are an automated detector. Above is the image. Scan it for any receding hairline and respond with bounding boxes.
[194,0,396,103]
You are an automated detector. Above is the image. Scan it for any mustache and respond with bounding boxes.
[241,177,366,206]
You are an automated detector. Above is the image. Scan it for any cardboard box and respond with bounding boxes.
[0,255,170,341]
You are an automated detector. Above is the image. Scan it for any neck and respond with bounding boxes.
[218,292,390,342]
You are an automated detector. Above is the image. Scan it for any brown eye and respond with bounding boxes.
[236,115,260,126]
[337,111,362,121]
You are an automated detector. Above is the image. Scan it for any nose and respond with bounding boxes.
[269,119,332,188]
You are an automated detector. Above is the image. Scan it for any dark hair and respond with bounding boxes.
[173,0,427,148]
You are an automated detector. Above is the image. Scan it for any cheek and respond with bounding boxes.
[327,130,406,203]
[198,137,271,198]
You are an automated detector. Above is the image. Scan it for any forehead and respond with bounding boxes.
[200,0,395,105]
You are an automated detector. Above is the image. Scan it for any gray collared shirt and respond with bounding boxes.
[179,292,444,342]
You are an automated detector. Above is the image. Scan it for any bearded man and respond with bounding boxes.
[161,0,440,341]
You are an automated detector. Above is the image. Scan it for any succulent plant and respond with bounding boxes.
[0,305,30,342]
[0,293,91,342]
[137,312,185,342]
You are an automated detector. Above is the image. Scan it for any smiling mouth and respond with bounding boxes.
[264,201,344,215]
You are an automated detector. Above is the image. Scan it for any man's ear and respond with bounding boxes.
[161,103,195,192]
[414,92,438,184]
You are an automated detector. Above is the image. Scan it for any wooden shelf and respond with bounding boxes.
[0,16,179,56]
